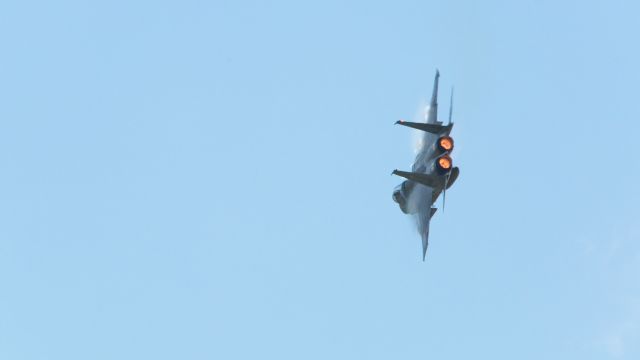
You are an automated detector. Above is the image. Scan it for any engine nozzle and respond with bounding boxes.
[437,136,454,152]
[436,155,453,173]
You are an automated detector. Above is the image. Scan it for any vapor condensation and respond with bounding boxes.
[412,100,429,154]
[407,100,432,245]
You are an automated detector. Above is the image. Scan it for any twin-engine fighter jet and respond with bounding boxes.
[392,70,459,260]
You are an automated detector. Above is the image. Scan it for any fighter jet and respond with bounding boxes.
[392,70,459,260]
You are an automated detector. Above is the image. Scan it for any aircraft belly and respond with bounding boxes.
[405,182,434,214]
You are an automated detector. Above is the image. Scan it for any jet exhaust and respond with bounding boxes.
[437,136,454,152]
[435,155,453,173]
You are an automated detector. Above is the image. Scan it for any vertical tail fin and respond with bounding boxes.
[448,87,454,125]
[426,70,440,124]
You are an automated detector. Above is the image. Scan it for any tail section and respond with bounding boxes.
[448,87,454,125]
[427,70,439,124]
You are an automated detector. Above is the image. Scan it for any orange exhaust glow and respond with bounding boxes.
[438,136,454,152]
[437,155,452,170]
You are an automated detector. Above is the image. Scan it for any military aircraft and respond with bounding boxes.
[392,70,459,260]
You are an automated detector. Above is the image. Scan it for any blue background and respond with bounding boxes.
[1,1,638,358]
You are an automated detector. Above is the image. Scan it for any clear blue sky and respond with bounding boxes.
[1,1,638,359]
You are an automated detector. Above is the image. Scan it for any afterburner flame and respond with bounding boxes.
[437,155,452,170]
[438,136,454,152]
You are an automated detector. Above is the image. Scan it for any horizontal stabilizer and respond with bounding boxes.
[446,167,460,189]
[430,207,437,218]
[395,120,452,134]
[392,169,441,188]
